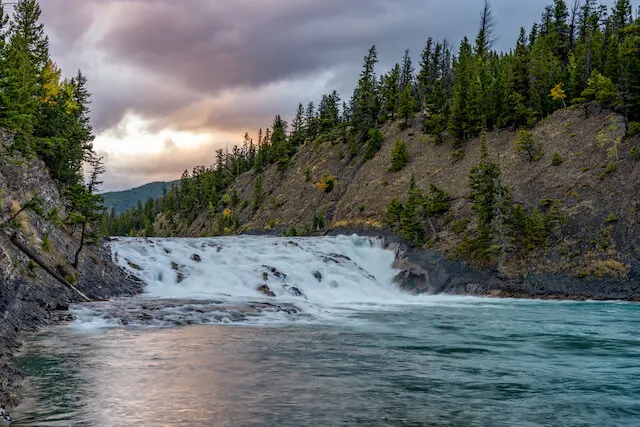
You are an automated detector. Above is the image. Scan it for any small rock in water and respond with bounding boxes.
[288,287,305,298]
[191,254,202,262]
[126,259,143,270]
[262,272,269,281]
[257,284,276,297]
[0,408,12,425]
[262,265,287,280]
[51,311,76,323]
[313,271,322,282]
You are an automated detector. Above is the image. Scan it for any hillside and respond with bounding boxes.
[102,181,176,214]
[151,107,640,296]
[0,141,141,411]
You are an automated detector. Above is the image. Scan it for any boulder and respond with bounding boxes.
[257,284,276,297]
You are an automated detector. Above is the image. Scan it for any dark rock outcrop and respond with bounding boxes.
[257,284,276,297]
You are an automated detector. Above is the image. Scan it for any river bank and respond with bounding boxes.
[2,230,639,420]
[0,241,142,419]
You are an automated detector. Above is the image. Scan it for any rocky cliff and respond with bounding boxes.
[0,139,142,412]
[158,107,640,299]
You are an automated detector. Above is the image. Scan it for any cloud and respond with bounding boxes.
[38,0,636,189]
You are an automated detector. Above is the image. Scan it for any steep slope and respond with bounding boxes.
[0,141,142,411]
[103,181,177,214]
[164,107,640,295]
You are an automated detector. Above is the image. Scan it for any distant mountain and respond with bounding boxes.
[102,181,176,214]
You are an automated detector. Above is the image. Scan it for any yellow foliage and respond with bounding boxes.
[549,83,567,106]
[41,60,62,105]
[315,174,336,193]
[223,208,232,217]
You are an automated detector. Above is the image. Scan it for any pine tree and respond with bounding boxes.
[352,45,379,143]
[381,64,400,120]
[399,49,414,88]
[475,0,496,57]
[1,0,50,149]
[389,138,410,171]
[398,84,416,129]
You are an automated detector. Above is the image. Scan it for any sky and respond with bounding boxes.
[38,0,639,191]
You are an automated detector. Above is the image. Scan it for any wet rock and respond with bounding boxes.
[0,408,12,426]
[262,272,269,281]
[329,253,352,262]
[286,286,305,298]
[138,311,154,321]
[257,284,276,297]
[191,254,202,262]
[126,259,143,271]
[262,265,287,280]
[313,271,322,282]
[163,247,172,254]
[171,262,186,283]
[50,311,76,323]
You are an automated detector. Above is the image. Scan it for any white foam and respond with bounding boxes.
[109,235,411,309]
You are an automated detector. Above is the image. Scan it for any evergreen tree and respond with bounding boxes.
[1,0,49,149]
[351,45,379,143]
[381,64,400,120]
[398,84,416,129]
[389,138,410,171]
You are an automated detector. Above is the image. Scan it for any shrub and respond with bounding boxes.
[551,152,563,166]
[627,122,640,137]
[515,129,542,161]
[42,233,51,253]
[605,213,618,223]
[364,128,383,160]
[305,168,311,182]
[452,219,470,234]
[315,174,336,193]
[630,145,640,161]
[389,138,410,172]
[451,148,465,163]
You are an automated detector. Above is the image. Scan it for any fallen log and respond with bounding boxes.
[10,233,92,303]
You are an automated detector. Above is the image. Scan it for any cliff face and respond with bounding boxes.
[160,107,640,294]
[0,139,142,410]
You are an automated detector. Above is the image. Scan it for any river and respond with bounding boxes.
[10,236,640,426]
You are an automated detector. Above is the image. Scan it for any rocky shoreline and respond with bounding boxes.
[0,241,143,421]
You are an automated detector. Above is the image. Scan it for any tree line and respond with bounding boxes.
[108,0,640,238]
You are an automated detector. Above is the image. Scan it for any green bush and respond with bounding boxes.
[515,129,542,161]
[42,233,51,253]
[605,213,618,223]
[626,121,640,137]
[389,138,410,172]
[364,128,383,160]
[451,148,465,163]
[452,219,470,234]
[551,152,563,166]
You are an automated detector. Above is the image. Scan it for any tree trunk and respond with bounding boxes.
[10,233,92,302]
[73,221,86,269]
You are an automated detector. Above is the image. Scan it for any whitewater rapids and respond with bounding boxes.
[72,235,435,329]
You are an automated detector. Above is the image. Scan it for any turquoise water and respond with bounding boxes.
[12,298,640,426]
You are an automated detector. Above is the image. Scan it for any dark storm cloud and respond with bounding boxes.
[40,0,637,189]
[40,0,565,133]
